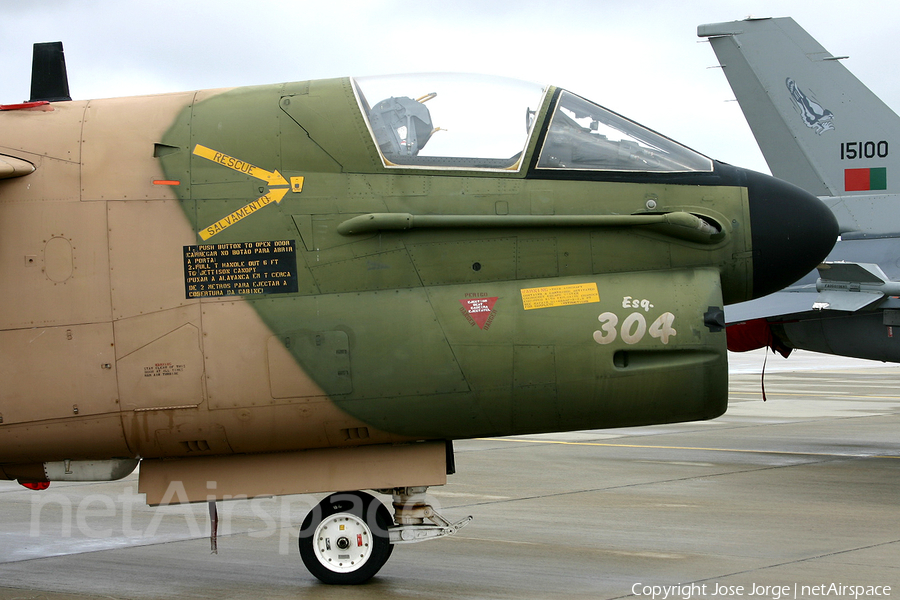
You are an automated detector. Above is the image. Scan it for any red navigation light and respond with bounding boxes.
[20,481,51,491]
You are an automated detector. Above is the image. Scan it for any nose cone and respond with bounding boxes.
[743,169,838,298]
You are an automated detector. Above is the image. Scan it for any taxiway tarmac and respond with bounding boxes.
[0,350,898,599]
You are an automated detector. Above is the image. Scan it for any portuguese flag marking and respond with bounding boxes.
[845,167,887,191]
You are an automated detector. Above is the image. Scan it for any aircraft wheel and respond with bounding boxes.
[299,491,394,585]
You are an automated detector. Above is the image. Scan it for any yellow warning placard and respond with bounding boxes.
[521,283,600,311]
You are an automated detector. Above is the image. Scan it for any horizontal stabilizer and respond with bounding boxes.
[812,290,882,312]
[725,288,818,324]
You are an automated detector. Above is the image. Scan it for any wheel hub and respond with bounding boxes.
[313,514,373,573]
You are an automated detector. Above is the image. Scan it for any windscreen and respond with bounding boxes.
[537,91,713,173]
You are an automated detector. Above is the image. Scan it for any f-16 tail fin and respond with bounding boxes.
[698,18,900,206]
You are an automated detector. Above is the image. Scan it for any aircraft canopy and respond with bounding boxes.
[354,74,712,174]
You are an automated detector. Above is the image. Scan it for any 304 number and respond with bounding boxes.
[593,311,676,345]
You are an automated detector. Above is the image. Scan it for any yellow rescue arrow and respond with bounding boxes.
[199,187,289,241]
[192,144,292,240]
[193,144,288,187]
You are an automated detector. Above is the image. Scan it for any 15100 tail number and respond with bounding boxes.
[841,141,888,160]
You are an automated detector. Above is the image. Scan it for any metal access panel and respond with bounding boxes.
[269,330,352,398]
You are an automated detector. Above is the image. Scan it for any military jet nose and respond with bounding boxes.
[742,168,838,299]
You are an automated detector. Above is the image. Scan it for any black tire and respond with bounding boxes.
[298,491,394,585]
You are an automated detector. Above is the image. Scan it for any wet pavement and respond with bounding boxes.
[0,350,898,599]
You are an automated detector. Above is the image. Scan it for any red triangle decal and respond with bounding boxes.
[459,297,498,329]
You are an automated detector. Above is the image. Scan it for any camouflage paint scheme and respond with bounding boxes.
[0,75,834,502]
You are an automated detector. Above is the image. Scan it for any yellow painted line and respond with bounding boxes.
[199,187,289,241]
[730,391,900,400]
[477,437,900,460]
[193,144,288,186]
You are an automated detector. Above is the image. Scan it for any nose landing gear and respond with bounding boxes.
[298,487,472,584]
[299,491,394,585]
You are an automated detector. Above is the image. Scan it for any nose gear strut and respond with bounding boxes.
[383,486,473,544]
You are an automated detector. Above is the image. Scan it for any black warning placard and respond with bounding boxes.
[184,240,299,298]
